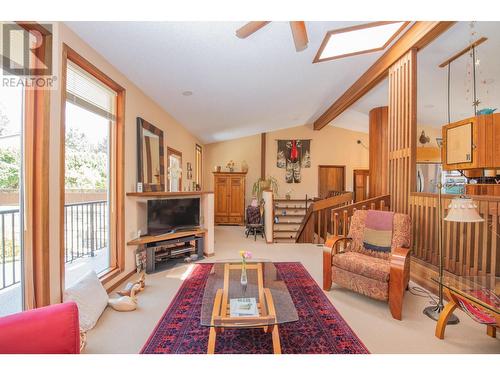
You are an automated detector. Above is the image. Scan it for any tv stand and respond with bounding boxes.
[127,229,206,274]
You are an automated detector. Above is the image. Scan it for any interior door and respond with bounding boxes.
[228,176,244,220]
[353,169,369,202]
[215,176,229,219]
[318,166,345,199]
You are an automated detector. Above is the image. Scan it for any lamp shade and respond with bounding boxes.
[444,197,484,223]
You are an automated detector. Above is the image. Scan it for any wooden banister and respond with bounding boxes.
[409,192,500,279]
[296,193,391,244]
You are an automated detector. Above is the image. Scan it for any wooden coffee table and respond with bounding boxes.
[200,260,298,354]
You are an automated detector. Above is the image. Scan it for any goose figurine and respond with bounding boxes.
[108,283,142,312]
[117,272,145,297]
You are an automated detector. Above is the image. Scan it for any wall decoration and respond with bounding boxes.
[276,139,311,183]
[186,162,193,180]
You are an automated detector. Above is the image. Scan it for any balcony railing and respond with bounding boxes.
[0,200,108,291]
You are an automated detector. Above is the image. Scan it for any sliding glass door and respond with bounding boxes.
[0,81,25,317]
[63,61,117,288]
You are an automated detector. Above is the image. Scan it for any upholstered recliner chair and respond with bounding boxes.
[323,210,412,320]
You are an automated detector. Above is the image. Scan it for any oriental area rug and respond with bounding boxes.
[141,262,369,354]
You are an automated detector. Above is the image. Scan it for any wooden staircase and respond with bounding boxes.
[273,199,313,243]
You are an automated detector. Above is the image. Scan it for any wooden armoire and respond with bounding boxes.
[213,172,246,225]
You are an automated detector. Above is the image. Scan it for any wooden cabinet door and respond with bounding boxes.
[214,176,229,218]
[228,176,244,221]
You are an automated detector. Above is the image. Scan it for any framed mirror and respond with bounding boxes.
[137,117,165,191]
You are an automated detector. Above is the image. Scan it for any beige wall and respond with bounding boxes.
[417,124,442,148]
[204,124,369,203]
[203,134,261,206]
[48,23,203,302]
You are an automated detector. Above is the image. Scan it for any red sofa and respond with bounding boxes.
[0,302,80,354]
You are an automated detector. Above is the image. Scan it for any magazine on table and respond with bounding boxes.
[229,297,259,317]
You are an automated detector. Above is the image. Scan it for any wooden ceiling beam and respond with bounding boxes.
[313,21,456,130]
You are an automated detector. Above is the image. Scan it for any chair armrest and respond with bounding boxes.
[324,236,352,255]
[388,247,411,320]
[0,302,80,354]
[323,236,352,291]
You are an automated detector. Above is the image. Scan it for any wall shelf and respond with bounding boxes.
[126,191,213,198]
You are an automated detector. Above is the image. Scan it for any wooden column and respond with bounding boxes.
[261,133,266,179]
[388,49,417,214]
[369,106,389,198]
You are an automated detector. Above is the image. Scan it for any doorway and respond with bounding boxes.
[353,169,370,202]
[318,165,345,199]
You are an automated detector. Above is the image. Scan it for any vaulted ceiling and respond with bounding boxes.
[65,21,408,143]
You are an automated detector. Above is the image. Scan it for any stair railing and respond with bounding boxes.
[296,194,391,244]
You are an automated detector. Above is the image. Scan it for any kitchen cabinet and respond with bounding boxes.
[442,113,500,170]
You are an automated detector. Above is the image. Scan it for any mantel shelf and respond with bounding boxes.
[126,191,213,198]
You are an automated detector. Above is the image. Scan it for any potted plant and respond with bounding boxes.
[252,176,278,202]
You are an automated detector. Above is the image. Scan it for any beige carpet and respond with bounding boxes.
[84,226,499,354]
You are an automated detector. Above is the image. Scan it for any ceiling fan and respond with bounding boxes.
[235,21,309,52]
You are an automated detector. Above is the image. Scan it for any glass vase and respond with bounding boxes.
[240,262,248,288]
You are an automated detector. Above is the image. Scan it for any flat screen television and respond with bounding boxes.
[147,198,200,235]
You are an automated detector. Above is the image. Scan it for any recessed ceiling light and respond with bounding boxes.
[182,91,193,96]
[313,21,408,63]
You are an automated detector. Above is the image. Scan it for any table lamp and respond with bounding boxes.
[423,194,484,323]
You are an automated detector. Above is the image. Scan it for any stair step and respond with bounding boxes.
[275,214,304,217]
[273,229,298,233]
[274,206,306,209]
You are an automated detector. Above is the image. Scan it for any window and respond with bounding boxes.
[195,144,202,190]
[0,22,51,313]
[61,45,125,289]
[167,147,182,192]
[313,22,408,63]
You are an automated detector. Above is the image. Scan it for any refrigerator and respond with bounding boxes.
[416,163,442,193]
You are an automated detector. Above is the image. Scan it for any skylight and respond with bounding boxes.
[314,22,408,63]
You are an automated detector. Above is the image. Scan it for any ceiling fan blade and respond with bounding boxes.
[289,21,308,52]
[235,21,271,39]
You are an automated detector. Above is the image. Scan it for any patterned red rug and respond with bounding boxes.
[141,262,369,354]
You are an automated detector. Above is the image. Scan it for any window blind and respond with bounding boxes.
[66,61,117,121]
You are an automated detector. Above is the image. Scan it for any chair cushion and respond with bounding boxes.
[332,267,389,301]
[348,210,411,260]
[331,251,390,282]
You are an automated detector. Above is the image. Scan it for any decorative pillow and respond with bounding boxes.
[63,270,109,332]
[362,210,394,253]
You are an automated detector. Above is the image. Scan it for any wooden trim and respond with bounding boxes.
[313,21,409,64]
[261,133,266,179]
[104,268,137,293]
[60,44,125,296]
[438,37,488,68]
[195,143,203,188]
[313,22,455,130]
[18,22,52,307]
[167,147,183,192]
[387,49,417,215]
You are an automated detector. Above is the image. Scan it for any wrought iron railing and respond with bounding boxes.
[64,200,108,264]
[0,208,21,291]
[0,200,108,291]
